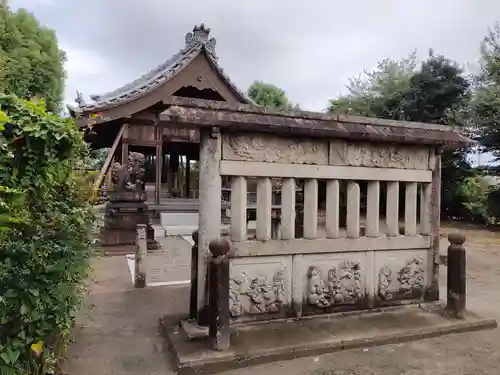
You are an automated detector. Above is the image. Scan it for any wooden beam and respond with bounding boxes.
[91,123,127,202]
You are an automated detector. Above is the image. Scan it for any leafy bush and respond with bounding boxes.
[0,93,96,374]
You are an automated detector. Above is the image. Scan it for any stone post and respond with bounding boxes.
[208,238,231,351]
[446,232,466,319]
[189,229,199,320]
[134,224,147,288]
[197,128,222,322]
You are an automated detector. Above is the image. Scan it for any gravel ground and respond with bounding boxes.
[67,223,500,375]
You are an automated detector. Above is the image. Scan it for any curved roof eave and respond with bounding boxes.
[73,24,259,114]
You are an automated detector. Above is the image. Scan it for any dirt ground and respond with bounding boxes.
[63,223,500,375]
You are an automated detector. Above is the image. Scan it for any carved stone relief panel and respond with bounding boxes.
[329,140,430,170]
[374,250,428,302]
[229,256,292,319]
[222,133,328,165]
[302,254,366,309]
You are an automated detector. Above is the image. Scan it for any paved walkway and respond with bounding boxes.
[63,225,500,375]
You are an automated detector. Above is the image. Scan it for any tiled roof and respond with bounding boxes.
[70,24,253,113]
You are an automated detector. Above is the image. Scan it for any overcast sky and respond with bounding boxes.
[8,0,500,112]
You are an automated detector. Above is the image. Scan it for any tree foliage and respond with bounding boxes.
[247,81,299,110]
[329,51,473,220]
[473,23,500,161]
[0,94,95,374]
[0,3,66,113]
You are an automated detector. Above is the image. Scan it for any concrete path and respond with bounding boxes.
[64,224,500,375]
[63,256,185,375]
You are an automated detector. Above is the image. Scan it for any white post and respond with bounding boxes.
[346,181,360,238]
[230,176,247,241]
[366,181,380,237]
[326,180,340,238]
[281,178,296,240]
[303,179,318,239]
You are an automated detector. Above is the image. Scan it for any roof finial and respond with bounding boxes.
[75,90,86,107]
[184,24,216,56]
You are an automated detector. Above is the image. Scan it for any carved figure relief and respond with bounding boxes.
[222,134,328,165]
[306,261,363,308]
[377,256,426,301]
[329,140,429,170]
[397,256,425,294]
[229,270,285,317]
[377,265,393,301]
[110,152,146,192]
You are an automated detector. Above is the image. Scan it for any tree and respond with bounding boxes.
[328,52,418,117]
[247,81,299,110]
[0,2,66,113]
[472,23,500,162]
[329,51,474,220]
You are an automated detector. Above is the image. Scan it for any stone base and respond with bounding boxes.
[161,303,497,375]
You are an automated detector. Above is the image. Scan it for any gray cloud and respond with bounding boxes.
[9,0,500,111]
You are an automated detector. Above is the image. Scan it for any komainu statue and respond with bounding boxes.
[99,151,158,252]
[110,152,146,192]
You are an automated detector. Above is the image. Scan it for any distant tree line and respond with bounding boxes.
[247,23,500,225]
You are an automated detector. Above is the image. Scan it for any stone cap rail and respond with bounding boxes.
[159,97,473,148]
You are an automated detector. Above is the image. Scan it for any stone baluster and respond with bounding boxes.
[404,182,418,236]
[281,178,296,239]
[366,181,380,237]
[346,181,360,238]
[326,180,340,238]
[447,233,466,319]
[256,177,272,241]
[134,224,147,288]
[189,229,199,320]
[230,176,247,241]
[386,181,399,237]
[420,183,432,235]
[303,179,318,239]
[208,238,231,351]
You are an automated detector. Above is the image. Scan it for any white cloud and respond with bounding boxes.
[8,0,500,112]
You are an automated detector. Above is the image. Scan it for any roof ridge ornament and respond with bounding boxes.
[184,23,217,58]
[75,90,86,107]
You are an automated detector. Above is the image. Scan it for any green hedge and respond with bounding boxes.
[0,94,96,374]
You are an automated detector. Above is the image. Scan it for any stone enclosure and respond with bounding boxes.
[220,133,437,322]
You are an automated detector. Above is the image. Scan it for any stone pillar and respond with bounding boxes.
[197,128,221,321]
[134,224,147,288]
[208,238,231,351]
[446,232,466,319]
[426,148,441,301]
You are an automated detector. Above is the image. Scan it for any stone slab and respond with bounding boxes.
[161,304,497,375]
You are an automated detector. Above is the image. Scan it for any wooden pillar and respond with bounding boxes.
[185,156,191,198]
[427,148,441,301]
[121,124,129,164]
[155,125,162,205]
[197,128,221,320]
